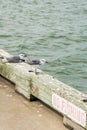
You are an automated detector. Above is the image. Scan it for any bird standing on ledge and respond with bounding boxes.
[26,59,48,74]
[2,54,27,63]
[26,59,47,65]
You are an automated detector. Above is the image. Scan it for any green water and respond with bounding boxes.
[0,0,87,93]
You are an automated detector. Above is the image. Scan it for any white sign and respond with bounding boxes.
[52,93,86,127]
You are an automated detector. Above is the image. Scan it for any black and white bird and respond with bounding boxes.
[2,54,27,63]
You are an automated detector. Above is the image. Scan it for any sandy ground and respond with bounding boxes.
[0,76,69,130]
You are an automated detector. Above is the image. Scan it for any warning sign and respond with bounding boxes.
[52,93,86,127]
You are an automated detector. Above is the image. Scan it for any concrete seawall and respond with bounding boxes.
[0,49,87,130]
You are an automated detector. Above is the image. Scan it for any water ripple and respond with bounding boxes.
[0,0,87,93]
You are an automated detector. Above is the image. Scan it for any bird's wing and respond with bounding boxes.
[7,56,20,63]
[32,60,40,65]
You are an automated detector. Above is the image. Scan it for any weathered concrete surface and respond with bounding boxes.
[0,50,87,129]
[0,76,68,130]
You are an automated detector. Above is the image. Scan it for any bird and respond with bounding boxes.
[2,54,27,63]
[26,59,48,74]
[26,59,47,65]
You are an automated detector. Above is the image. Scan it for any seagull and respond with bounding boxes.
[26,59,48,74]
[26,59,47,65]
[2,54,27,63]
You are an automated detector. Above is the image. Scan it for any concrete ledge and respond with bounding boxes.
[0,49,87,130]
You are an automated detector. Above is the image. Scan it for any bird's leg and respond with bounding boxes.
[35,65,40,75]
[35,67,37,74]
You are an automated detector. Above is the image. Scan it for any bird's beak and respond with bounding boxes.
[46,61,48,63]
